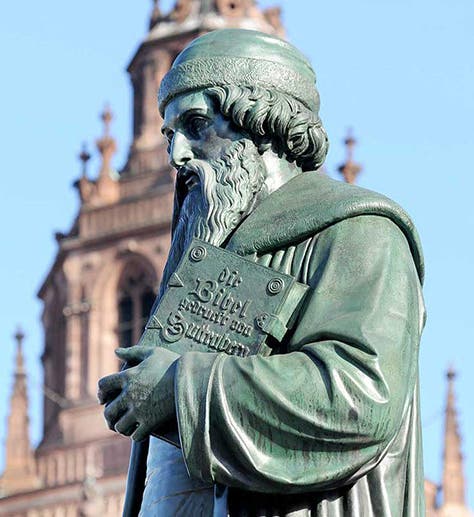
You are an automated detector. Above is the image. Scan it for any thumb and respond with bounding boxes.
[115,346,154,366]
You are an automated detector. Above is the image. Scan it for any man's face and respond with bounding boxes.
[160,90,267,274]
[162,90,245,169]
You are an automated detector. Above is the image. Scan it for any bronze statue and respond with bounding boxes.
[98,29,425,516]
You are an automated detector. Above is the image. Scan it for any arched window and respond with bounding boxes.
[117,260,157,348]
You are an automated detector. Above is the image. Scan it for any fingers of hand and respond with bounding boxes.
[115,345,155,367]
[104,393,128,431]
[97,373,124,405]
[157,347,180,364]
[131,423,150,443]
[114,410,138,437]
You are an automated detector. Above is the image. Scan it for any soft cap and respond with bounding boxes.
[158,29,320,116]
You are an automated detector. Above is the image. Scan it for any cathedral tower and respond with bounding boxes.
[124,0,283,177]
[0,329,40,496]
[0,2,283,514]
[425,368,472,517]
[438,368,471,517]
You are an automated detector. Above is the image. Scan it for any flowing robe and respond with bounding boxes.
[129,172,426,517]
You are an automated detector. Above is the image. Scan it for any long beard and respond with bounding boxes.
[159,140,266,296]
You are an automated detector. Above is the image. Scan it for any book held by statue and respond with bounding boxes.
[138,238,308,357]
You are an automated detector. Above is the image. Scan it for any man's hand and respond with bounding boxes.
[97,346,180,442]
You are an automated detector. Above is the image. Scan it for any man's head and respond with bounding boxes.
[158,29,329,285]
[160,29,329,173]
[162,88,267,248]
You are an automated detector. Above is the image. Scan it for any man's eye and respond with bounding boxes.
[187,116,209,138]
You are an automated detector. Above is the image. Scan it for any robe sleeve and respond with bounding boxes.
[173,215,425,493]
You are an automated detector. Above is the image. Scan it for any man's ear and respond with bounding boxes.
[257,140,272,155]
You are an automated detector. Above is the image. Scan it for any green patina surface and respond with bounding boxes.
[97,28,425,517]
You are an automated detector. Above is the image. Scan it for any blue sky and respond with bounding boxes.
[0,0,473,506]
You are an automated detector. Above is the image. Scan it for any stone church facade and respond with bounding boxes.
[0,2,284,516]
[0,1,470,516]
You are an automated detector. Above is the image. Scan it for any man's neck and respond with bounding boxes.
[261,149,303,195]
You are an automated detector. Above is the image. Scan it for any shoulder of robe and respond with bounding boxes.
[227,172,424,284]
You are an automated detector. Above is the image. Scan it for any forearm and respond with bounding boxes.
[174,339,414,493]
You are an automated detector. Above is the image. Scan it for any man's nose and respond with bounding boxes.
[169,132,194,168]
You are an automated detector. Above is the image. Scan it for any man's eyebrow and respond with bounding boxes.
[162,106,209,135]
[179,107,209,121]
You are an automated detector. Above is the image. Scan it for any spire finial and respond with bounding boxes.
[0,327,40,495]
[94,104,119,203]
[14,326,24,349]
[441,365,467,510]
[337,128,362,184]
[447,364,456,381]
[150,0,161,29]
[96,104,117,175]
[14,326,25,376]
[101,105,113,137]
[170,0,192,22]
[79,142,91,178]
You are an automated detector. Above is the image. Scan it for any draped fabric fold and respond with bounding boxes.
[174,213,425,516]
[138,173,425,516]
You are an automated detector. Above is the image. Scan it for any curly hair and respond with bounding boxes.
[206,85,329,172]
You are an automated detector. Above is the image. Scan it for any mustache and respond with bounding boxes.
[175,140,251,189]
[175,159,212,208]
[177,160,206,187]
[176,160,213,218]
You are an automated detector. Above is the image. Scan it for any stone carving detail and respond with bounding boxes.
[263,6,285,37]
[170,0,192,22]
[216,0,246,17]
[139,239,307,358]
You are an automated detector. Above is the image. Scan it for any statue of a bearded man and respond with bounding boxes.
[98,29,426,517]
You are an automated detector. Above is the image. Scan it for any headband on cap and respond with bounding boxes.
[158,29,320,116]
